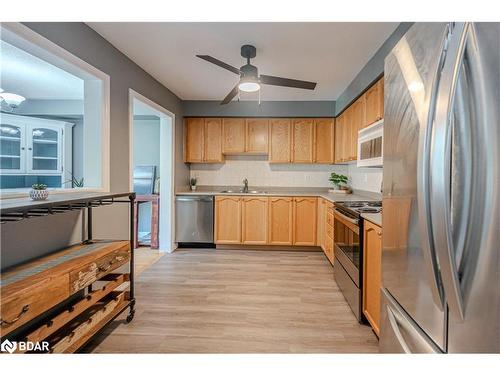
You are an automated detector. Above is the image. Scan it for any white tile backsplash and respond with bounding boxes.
[348,164,383,193]
[189,156,383,192]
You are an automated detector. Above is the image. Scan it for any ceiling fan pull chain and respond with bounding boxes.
[258,89,261,105]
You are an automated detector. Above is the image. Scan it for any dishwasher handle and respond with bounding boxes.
[175,196,214,202]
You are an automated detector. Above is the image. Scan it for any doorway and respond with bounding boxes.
[128,89,175,252]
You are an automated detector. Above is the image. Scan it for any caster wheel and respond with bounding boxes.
[126,312,135,323]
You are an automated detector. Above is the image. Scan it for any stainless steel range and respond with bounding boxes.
[333,201,381,322]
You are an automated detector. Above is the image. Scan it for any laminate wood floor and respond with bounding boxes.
[82,249,379,353]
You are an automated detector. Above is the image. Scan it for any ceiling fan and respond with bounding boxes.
[196,44,317,105]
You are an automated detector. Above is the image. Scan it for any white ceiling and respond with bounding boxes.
[0,40,84,100]
[87,22,399,101]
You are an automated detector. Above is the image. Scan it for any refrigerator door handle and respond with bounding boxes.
[386,305,412,353]
[415,24,453,310]
[431,22,470,320]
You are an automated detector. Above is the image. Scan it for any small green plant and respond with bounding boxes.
[190,177,197,187]
[65,171,84,188]
[31,183,47,190]
[329,172,348,189]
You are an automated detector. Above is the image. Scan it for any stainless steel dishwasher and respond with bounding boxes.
[175,195,214,244]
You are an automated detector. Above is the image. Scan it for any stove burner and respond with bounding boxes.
[357,207,381,213]
[335,200,382,216]
[342,202,366,208]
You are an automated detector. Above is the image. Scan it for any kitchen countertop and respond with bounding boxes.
[360,213,382,227]
[176,185,381,207]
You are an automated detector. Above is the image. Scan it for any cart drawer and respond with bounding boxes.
[69,247,130,293]
[1,274,69,337]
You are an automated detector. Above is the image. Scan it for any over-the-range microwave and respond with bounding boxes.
[357,119,383,167]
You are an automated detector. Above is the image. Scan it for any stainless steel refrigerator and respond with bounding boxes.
[380,22,500,353]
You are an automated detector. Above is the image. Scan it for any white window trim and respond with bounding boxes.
[0,22,110,199]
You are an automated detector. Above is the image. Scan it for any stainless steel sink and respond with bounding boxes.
[219,189,267,194]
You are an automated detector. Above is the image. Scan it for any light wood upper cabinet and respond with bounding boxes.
[185,118,204,162]
[364,78,384,128]
[269,119,292,163]
[292,119,314,163]
[246,118,269,154]
[363,220,382,336]
[214,196,241,244]
[293,197,317,246]
[222,118,245,154]
[204,118,223,162]
[350,96,366,160]
[241,197,268,245]
[268,197,293,245]
[314,118,334,163]
[185,118,223,163]
[334,113,345,163]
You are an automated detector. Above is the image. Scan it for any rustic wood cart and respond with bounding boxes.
[0,192,135,353]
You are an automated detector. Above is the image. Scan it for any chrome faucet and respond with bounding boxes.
[242,178,249,193]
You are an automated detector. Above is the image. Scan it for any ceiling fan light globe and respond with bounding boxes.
[238,81,260,93]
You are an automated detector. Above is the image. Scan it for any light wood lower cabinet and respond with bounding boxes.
[292,197,317,246]
[268,197,294,245]
[363,220,382,336]
[317,198,326,249]
[214,196,319,247]
[241,197,268,245]
[214,196,242,244]
[317,198,334,264]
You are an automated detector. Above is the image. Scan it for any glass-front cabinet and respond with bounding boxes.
[28,125,62,173]
[0,113,73,188]
[0,123,25,173]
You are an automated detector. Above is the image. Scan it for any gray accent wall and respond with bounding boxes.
[2,23,188,268]
[335,22,413,115]
[183,100,335,117]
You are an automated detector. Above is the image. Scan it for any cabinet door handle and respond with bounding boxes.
[0,304,30,326]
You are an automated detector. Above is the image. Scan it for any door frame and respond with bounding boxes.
[128,88,176,252]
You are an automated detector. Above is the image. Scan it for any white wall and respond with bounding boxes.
[190,157,382,193]
[133,118,161,173]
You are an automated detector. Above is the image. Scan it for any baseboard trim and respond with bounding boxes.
[216,244,321,252]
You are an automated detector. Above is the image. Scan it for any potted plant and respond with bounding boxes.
[30,183,49,201]
[65,171,84,188]
[190,177,197,191]
[328,172,351,194]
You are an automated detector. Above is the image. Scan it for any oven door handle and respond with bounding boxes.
[334,209,359,225]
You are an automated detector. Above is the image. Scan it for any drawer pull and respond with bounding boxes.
[0,304,30,326]
[98,255,125,272]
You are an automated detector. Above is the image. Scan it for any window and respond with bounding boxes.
[0,23,109,195]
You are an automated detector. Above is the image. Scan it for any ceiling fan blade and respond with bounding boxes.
[196,55,240,75]
[221,84,239,105]
[260,74,317,90]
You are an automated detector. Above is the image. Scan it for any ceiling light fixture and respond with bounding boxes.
[0,92,26,109]
[238,80,260,93]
